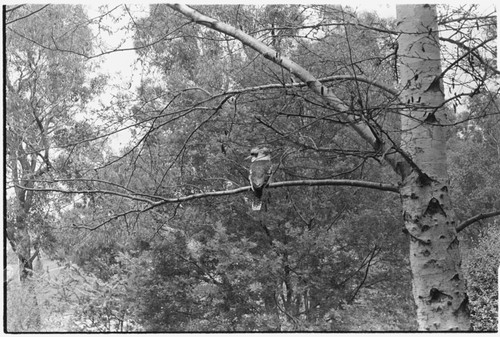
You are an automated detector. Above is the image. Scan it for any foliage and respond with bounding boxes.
[462,223,499,331]
[4,3,499,332]
[7,254,146,332]
[66,254,145,332]
[5,3,105,272]
[448,96,500,225]
[449,92,500,331]
[332,286,417,330]
[6,280,41,331]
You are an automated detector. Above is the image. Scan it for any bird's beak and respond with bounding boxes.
[245,155,253,160]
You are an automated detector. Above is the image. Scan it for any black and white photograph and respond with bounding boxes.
[3,3,499,332]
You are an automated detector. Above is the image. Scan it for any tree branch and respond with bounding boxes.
[456,210,500,233]
[440,36,499,76]
[13,183,156,204]
[14,179,399,206]
[223,75,398,97]
[270,179,399,193]
[6,4,50,25]
[438,36,497,81]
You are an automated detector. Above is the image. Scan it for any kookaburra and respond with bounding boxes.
[248,147,272,211]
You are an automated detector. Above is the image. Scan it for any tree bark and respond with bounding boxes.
[396,4,470,330]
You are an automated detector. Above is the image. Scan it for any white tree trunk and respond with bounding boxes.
[396,4,470,330]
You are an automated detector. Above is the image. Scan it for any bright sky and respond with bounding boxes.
[85,4,148,93]
[83,5,150,153]
[353,3,396,18]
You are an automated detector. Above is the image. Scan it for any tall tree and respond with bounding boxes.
[5,4,102,330]
[165,3,497,330]
[395,5,469,330]
[5,4,497,332]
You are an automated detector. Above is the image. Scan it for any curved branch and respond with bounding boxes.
[440,36,499,76]
[223,75,398,97]
[269,179,398,192]
[152,179,398,205]
[13,183,156,204]
[456,210,500,233]
[439,36,497,80]
[6,4,50,25]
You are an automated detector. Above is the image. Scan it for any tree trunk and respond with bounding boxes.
[6,163,42,331]
[396,4,470,331]
[163,4,474,330]
[7,218,42,331]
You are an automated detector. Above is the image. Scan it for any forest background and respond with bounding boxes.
[3,3,499,332]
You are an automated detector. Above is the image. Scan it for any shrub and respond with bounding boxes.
[462,223,499,331]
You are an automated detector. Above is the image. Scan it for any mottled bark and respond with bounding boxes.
[396,4,470,331]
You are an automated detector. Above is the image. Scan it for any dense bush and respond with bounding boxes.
[462,223,499,331]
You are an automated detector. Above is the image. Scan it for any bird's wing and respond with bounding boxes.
[266,163,273,185]
[250,160,271,188]
[249,169,255,191]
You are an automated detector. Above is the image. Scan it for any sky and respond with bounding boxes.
[83,5,149,152]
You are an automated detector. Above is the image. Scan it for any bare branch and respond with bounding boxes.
[5,5,24,13]
[6,5,50,25]
[456,210,500,233]
[13,183,156,204]
[154,96,233,194]
[268,179,398,193]
[224,75,398,97]
[440,36,499,76]
[439,36,497,80]
[14,179,399,206]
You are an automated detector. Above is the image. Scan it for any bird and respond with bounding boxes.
[248,147,272,211]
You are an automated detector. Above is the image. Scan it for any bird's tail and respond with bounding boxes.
[251,187,264,211]
[252,199,262,211]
